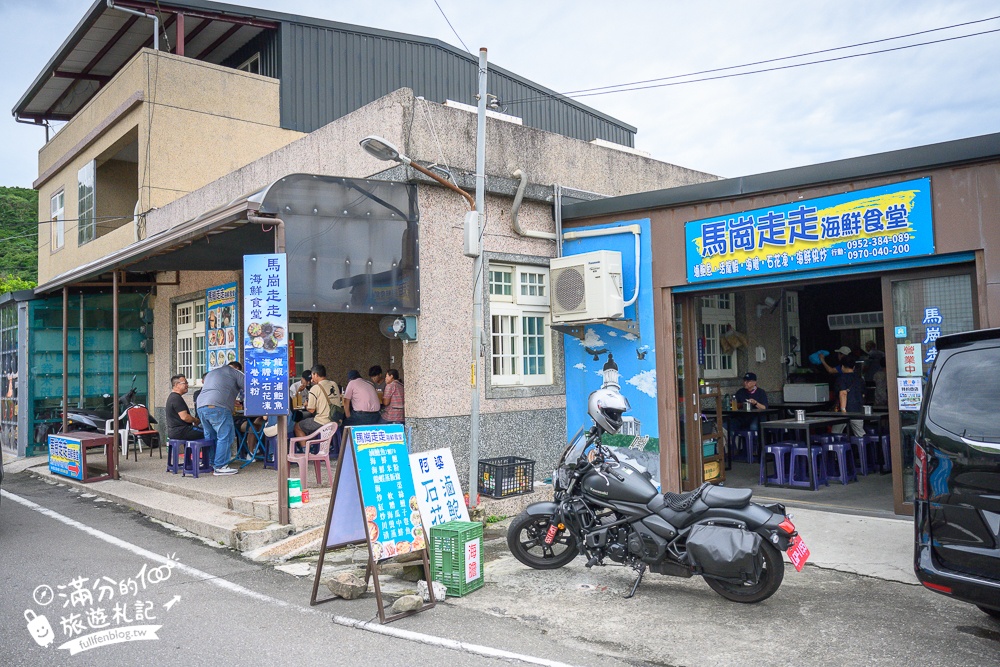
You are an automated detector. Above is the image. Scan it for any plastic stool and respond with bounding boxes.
[733,430,760,463]
[850,435,880,476]
[824,442,857,485]
[263,436,278,470]
[182,439,215,478]
[881,435,892,473]
[789,445,829,489]
[166,439,184,474]
[760,443,793,485]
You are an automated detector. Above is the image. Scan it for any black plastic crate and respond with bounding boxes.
[478,456,535,498]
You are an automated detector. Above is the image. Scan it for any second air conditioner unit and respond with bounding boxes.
[550,250,624,323]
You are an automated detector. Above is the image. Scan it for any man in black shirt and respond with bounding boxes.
[833,355,866,437]
[166,374,203,441]
[734,372,768,430]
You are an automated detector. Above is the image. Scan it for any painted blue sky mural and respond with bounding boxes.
[563,219,658,444]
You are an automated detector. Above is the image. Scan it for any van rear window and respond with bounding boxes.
[927,347,1000,442]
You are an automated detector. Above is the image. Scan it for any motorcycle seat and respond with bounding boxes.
[701,485,752,508]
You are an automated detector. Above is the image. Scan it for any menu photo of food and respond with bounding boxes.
[245,320,284,353]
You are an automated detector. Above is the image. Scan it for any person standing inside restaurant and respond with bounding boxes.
[196,361,244,476]
[380,369,405,424]
[369,365,386,404]
[344,370,381,425]
[832,355,866,437]
[733,372,768,430]
[820,346,853,375]
[165,374,203,441]
[294,364,334,437]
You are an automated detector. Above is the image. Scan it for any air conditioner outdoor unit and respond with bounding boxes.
[550,250,624,323]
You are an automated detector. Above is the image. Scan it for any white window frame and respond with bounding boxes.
[489,263,552,386]
[288,323,314,380]
[78,161,96,246]
[50,190,65,251]
[785,291,801,366]
[700,293,737,379]
[237,53,261,74]
[176,298,207,385]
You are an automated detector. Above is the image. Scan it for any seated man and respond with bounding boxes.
[733,372,769,431]
[165,374,203,441]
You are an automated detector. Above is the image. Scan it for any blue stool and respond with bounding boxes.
[182,439,215,478]
[733,430,760,463]
[850,435,881,475]
[760,443,793,485]
[166,439,185,474]
[824,441,857,484]
[789,445,829,489]
[263,436,278,470]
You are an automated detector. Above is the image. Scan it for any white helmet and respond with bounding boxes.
[588,388,630,433]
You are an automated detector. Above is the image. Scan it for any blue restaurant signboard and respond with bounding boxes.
[242,254,289,416]
[685,178,934,283]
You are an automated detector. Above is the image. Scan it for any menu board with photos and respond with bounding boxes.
[206,281,239,370]
[242,254,289,416]
[353,424,422,561]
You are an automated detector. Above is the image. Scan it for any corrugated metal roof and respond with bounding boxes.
[15,0,636,146]
[562,131,1000,220]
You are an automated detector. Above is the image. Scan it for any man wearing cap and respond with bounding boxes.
[820,346,853,374]
[733,372,769,432]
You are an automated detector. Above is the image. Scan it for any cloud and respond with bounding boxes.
[607,331,618,337]
[627,370,657,398]
[573,363,587,371]
[622,333,638,341]
[580,328,605,348]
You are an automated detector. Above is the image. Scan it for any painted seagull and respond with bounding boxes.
[584,346,609,361]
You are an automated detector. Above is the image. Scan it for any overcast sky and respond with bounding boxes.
[3,0,999,189]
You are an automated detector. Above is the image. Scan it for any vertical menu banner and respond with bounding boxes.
[243,254,289,416]
[205,281,239,370]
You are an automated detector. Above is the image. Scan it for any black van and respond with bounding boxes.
[915,328,1000,619]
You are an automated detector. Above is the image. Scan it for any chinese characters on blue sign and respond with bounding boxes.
[205,282,238,370]
[48,434,83,480]
[409,447,469,529]
[353,425,423,561]
[921,307,942,365]
[242,254,288,416]
[685,178,934,282]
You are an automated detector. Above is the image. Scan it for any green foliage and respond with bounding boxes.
[0,186,39,283]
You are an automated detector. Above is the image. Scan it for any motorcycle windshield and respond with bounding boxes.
[558,432,591,470]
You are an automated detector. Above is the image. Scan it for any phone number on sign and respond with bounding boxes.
[846,233,912,260]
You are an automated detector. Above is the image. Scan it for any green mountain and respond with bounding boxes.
[0,186,38,287]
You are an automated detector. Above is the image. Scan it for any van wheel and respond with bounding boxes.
[978,605,1000,620]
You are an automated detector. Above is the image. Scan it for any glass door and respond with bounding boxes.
[288,323,313,379]
[885,268,976,513]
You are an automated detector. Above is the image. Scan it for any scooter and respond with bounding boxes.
[61,376,156,433]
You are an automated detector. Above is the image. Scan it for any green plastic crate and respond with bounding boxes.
[429,521,484,597]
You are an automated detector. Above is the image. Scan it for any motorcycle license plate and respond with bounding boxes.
[786,535,810,572]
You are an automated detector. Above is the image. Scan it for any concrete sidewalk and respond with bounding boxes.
[3,450,916,585]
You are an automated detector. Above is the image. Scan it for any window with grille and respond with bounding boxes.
[700,293,736,379]
[51,190,65,251]
[78,161,96,246]
[489,263,551,386]
[176,298,206,385]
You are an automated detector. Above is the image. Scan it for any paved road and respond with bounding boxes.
[0,472,627,667]
[4,470,999,667]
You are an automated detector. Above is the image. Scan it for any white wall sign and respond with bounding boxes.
[897,377,923,411]
[408,448,469,529]
[896,343,923,377]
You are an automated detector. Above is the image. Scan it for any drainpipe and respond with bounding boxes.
[509,170,557,242]
[107,1,159,51]
[249,214,289,525]
[561,224,642,308]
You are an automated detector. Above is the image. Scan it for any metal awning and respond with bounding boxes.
[13,0,278,123]
[34,190,272,293]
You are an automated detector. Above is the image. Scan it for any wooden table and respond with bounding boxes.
[810,410,891,470]
[760,416,849,489]
[47,431,114,483]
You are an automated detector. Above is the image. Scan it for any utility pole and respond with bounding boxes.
[469,47,487,509]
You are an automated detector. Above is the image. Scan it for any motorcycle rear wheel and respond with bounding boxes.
[704,541,784,603]
[507,512,578,570]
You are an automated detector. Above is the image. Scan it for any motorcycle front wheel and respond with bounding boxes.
[506,512,578,570]
[703,541,785,603]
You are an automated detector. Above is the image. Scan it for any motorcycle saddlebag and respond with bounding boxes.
[685,523,762,582]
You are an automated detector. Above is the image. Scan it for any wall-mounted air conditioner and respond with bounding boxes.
[550,250,624,323]
[827,311,884,331]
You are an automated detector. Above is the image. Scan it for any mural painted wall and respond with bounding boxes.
[563,219,658,450]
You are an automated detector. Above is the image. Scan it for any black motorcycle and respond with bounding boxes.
[507,423,810,603]
[61,376,155,433]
